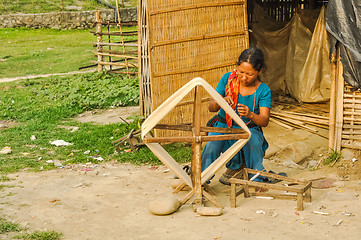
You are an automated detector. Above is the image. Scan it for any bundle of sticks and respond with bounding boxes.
[270,111,329,138]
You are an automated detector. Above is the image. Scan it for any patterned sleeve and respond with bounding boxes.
[258,83,272,109]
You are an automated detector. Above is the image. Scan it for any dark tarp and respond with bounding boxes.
[252,5,331,102]
[325,0,361,90]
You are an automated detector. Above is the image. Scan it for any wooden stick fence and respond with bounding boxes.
[93,10,138,78]
[341,84,361,150]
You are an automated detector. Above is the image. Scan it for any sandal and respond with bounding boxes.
[219,168,243,185]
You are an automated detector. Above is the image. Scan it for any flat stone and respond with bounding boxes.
[196,207,223,216]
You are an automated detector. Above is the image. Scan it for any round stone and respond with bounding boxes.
[148,196,180,215]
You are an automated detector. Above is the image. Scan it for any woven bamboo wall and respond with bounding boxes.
[139,0,249,137]
[341,84,361,150]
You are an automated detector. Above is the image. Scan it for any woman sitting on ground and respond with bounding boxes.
[201,47,271,190]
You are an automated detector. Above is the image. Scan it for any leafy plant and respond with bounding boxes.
[323,148,342,166]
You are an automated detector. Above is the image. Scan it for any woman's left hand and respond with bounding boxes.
[237,104,253,119]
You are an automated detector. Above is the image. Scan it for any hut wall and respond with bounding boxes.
[139,0,249,137]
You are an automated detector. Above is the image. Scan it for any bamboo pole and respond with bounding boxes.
[341,135,361,140]
[176,97,211,107]
[344,94,361,99]
[342,142,361,150]
[329,46,337,149]
[109,71,138,74]
[270,115,318,133]
[334,44,344,152]
[344,104,361,110]
[149,1,246,16]
[107,25,112,71]
[93,42,138,47]
[343,124,361,130]
[342,131,361,135]
[344,111,361,116]
[115,0,131,80]
[94,52,138,59]
[269,117,294,130]
[153,61,235,78]
[142,0,152,117]
[98,21,138,26]
[90,31,138,36]
[271,112,328,125]
[92,61,138,67]
[151,31,246,48]
[343,99,361,104]
[343,118,361,123]
[95,11,103,72]
[192,86,202,206]
[282,111,329,120]
[137,0,144,116]
[99,49,138,55]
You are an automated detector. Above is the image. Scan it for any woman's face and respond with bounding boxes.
[236,62,261,87]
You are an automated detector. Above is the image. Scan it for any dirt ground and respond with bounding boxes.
[1,107,361,240]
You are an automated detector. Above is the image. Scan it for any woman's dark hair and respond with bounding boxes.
[236,47,265,72]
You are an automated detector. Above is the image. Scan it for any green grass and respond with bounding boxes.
[0,73,137,172]
[0,217,62,239]
[14,230,62,240]
[0,218,23,233]
[0,27,137,78]
[0,72,191,174]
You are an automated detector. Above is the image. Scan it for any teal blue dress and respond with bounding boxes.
[201,72,271,182]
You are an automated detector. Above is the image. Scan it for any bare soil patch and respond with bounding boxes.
[74,106,140,125]
[1,109,361,240]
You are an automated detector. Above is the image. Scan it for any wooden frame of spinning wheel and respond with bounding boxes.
[141,77,251,207]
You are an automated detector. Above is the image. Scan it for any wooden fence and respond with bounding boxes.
[92,10,138,79]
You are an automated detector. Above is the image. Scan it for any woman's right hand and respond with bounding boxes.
[224,96,234,106]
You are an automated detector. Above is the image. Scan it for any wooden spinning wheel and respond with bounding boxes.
[141,78,251,207]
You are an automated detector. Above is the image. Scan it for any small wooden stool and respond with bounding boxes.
[229,168,312,211]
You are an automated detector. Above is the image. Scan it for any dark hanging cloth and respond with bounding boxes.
[326,0,361,91]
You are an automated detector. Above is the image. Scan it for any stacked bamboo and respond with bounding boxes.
[270,111,329,137]
[93,10,138,79]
